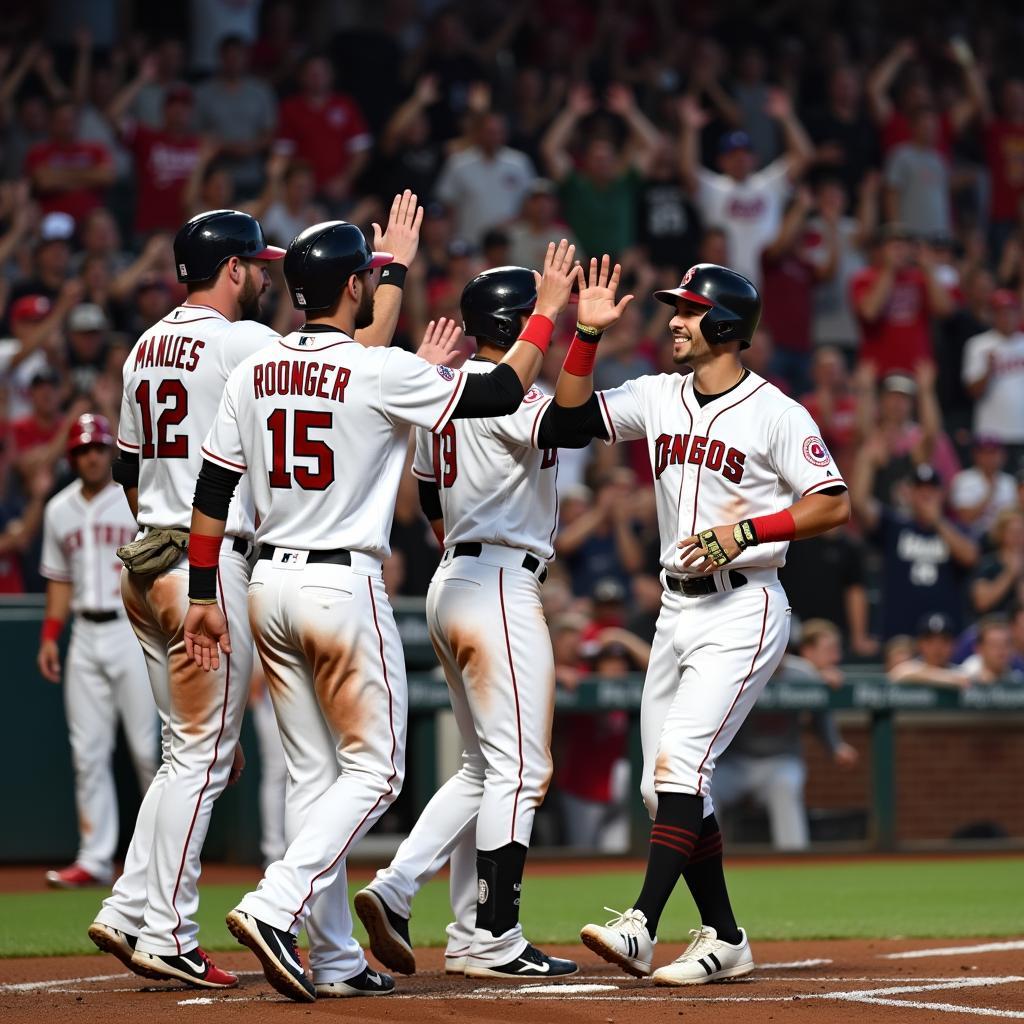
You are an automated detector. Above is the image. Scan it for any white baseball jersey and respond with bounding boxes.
[202,328,467,557]
[40,480,139,611]
[961,329,1024,442]
[117,302,279,536]
[411,360,559,561]
[597,370,844,573]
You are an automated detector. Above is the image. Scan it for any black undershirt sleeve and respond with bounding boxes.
[417,479,442,521]
[112,450,140,489]
[819,485,848,496]
[193,459,243,521]
[450,363,524,418]
[535,394,611,449]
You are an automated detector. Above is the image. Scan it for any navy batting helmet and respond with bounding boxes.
[654,264,761,349]
[284,221,392,314]
[460,266,537,349]
[173,210,284,284]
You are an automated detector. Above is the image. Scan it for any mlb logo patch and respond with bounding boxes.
[437,365,455,381]
[179,263,187,276]
[299,336,311,346]
[296,292,306,306]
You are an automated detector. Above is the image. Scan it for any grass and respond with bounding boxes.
[2,858,1022,958]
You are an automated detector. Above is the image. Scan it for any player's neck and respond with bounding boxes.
[184,287,237,321]
[475,342,505,363]
[305,312,356,336]
[80,478,110,500]
[691,357,746,397]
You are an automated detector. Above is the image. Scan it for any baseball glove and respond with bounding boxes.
[117,528,189,575]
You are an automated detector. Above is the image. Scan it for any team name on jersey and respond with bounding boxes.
[62,523,138,555]
[134,334,206,372]
[653,432,746,483]
[252,359,351,402]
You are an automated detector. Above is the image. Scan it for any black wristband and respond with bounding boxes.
[734,519,759,550]
[379,262,408,289]
[576,321,604,342]
[189,565,217,602]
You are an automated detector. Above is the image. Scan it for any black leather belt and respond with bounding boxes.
[666,570,747,596]
[230,536,250,557]
[451,542,548,583]
[79,610,119,623]
[258,544,352,566]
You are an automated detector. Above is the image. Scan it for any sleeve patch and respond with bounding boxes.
[523,386,544,404]
[437,365,455,381]
[802,435,831,467]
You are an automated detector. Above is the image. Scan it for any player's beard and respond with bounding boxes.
[239,267,264,320]
[354,284,375,330]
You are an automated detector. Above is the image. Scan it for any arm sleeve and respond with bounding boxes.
[39,503,70,582]
[112,450,140,489]
[411,427,435,482]
[418,479,442,521]
[193,459,243,521]
[200,371,247,473]
[536,394,610,449]
[450,363,524,419]
[768,404,847,498]
[378,347,467,432]
[117,372,140,453]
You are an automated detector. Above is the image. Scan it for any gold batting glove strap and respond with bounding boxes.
[575,321,604,341]
[699,528,731,567]
[734,519,758,550]
[188,597,219,606]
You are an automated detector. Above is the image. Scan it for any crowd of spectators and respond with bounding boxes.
[2,0,1024,703]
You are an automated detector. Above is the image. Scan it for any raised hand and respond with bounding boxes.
[576,255,635,332]
[184,603,232,671]
[532,238,579,320]
[418,317,464,367]
[677,94,709,131]
[374,189,424,268]
[765,87,793,120]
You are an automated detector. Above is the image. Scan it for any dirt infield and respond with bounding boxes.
[2,938,1022,1023]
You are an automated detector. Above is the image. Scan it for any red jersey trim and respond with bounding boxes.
[802,477,846,496]
[597,391,616,444]
[530,396,554,449]
[431,372,468,434]
[117,437,140,451]
[201,445,246,472]
[411,467,435,482]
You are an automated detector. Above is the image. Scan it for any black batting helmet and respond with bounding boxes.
[173,209,284,284]
[284,221,392,313]
[654,264,761,349]
[460,266,537,349]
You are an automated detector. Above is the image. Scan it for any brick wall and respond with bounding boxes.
[801,715,1024,842]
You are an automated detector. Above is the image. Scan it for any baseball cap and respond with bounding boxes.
[911,463,941,487]
[917,612,955,637]
[39,211,75,243]
[10,294,52,323]
[68,303,108,332]
[593,577,626,604]
[718,130,752,154]
[881,372,917,397]
[973,434,1004,450]
[991,289,1020,310]
[30,367,61,388]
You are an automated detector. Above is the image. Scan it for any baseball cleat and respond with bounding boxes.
[226,908,315,1002]
[464,943,578,979]
[130,946,238,988]
[315,965,394,998]
[87,921,165,981]
[354,887,415,975]
[46,864,110,889]
[445,951,468,975]
[651,926,754,986]
[580,907,656,977]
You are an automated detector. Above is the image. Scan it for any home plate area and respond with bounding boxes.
[2,939,1022,1023]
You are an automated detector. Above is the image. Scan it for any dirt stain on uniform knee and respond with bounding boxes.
[168,643,217,736]
[302,633,364,749]
[148,572,185,638]
[448,625,491,712]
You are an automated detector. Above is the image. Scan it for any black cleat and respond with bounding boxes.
[88,922,165,981]
[130,946,238,988]
[226,908,315,1002]
[315,965,395,998]
[354,887,415,975]
[464,943,578,979]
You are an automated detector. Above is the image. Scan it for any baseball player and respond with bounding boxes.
[39,414,156,890]
[354,266,581,981]
[543,260,850,984]
[182,229,578,1002]
[87,210,285,989]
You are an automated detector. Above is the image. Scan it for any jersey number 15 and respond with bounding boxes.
[266,409,335,491]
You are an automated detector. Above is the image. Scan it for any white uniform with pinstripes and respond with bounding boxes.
[95,304,274,957]
[368,366,559,968]
[595,370,843,817]
[202,328,468,984]
[40,480,156,880]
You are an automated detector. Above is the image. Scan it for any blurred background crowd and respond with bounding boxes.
[4,0,1024,852]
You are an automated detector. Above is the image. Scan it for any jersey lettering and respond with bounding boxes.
[653,432,746,483]
[540,447,557,469]
[133,334,205,372]
[432,422,457,488]
[252,359,350,403]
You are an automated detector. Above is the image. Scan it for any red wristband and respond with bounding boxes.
[750,508,796,544]
[563,332,600,377]
[188,533,222,568]
[516,313,554,356]
[41,617,63,644]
